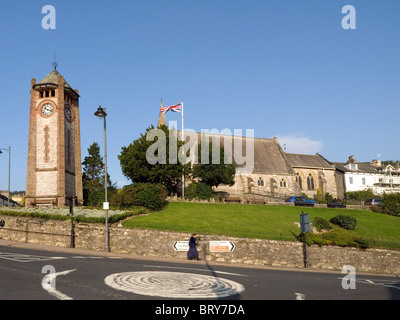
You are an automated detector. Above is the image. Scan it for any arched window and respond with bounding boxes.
[296,172,303,190]
[257,177,264,187]
[307,174,315,190]
[280,179,287,188]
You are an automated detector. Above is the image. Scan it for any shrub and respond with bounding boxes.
[344,189,376,202]
[329,215,357,230]
[313,217,332,232]
[185,182,215,200]
[110,183,167,210]
[324,193,334,202]
[298,229,373,249]
[133,186,166,210]
[380,193,400,217]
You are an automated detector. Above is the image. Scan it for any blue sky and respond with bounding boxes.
[0,0,399,191]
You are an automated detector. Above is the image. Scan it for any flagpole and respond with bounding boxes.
[181,101,184,199]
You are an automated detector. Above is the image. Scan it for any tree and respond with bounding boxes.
[192,142,236,188]
[118,125,190,194]
[82,142,112,205]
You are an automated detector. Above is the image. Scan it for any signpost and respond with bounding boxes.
[173,241,189,252]
[209,241,235,253]
[300,212,310,268]
[173,241,236,253]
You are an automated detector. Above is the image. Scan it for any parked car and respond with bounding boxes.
[327,201,346,208]
[285,196,315,207]
[364,199,383,206]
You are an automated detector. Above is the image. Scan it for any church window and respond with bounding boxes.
[307,174,315,190]
[39,91,44,99]
[280,179,287,188]
[257,177,264,187]
[45,90,50,98]
[296,175,303,190]
[51,90,55,97]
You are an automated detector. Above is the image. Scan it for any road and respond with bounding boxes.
[0,240,398,315]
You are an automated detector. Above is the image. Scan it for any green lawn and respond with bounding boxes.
[122,202,400,250]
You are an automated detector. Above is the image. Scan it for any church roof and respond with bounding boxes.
[286,153,333,169]
[178,132,294,175]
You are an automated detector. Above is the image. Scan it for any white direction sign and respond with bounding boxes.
[209,241,235,253]
[173,241,189,252]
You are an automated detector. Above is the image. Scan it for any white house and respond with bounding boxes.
[334,156,400,197]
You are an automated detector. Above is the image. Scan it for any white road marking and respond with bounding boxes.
[295,292,306,300]
[143,264,248,277]
[42,269,76,300]
[0,252,66,263]
[105,271,245,299]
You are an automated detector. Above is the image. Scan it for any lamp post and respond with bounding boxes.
[0,146,11,208]
[94,106,109,252]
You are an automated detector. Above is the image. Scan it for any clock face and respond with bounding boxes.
[41,103,54,116]
[65,108,72,121]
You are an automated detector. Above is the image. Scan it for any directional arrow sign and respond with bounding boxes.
[209,241,235,253]
[173,241,189,252]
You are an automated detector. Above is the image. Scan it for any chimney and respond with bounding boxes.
[370,159,382,168]
[347,155,357,164]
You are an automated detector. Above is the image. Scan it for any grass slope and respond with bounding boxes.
[122,202,400,250]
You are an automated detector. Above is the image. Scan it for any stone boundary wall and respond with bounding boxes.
[0,215,399,275]
[169,199,370,211]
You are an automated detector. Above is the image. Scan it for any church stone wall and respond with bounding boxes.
[215,172,300,202]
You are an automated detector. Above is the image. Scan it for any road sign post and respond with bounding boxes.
[300,212,310,268]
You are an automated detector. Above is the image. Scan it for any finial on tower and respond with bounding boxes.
[52,50,58,70]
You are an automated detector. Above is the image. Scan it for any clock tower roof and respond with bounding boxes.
[33,68,79,97]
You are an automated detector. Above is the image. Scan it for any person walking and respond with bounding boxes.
[187,233,200,261]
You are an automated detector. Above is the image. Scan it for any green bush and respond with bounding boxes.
[344,189,376,202]
[110,183,167,210]
[313,217,332,232]
[324,193,334,202]
[329,215,357,230]
[185,182,215,200]
[84,188,116,207]
[298,229,373,249]
[380,193,400,217]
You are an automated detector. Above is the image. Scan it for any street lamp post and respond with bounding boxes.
[0,146,11,208]
[94,106,109,252]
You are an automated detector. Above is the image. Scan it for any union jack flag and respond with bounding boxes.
[160,103,181,113]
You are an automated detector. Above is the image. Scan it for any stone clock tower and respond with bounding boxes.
[26,65,83,207]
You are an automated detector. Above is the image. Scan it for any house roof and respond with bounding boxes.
[0,194,19,205]
[333,162,381,173]
[286,153,333,169]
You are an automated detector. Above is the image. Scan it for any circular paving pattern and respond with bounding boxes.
[104,271,245,298]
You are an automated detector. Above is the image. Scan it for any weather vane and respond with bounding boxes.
[52,50,58,70]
